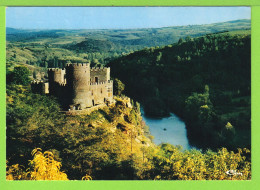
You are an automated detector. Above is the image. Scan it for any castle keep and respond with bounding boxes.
[32,63,113,110]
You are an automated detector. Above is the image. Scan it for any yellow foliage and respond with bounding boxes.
[152,145,251,180]
[28,148,68,180]
[82,174,92,180]
[6,162,28,180]
[226,122,233,129]
[200,105,209,109]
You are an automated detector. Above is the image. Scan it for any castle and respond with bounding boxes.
[31,63,114,110]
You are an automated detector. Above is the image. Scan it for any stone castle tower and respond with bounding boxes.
[32,63,113,110]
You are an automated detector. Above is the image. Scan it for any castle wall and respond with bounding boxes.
[90,80,113,105]
[90,67,110,83]
[55,82,68,108]
[90,82,107,105]
[31,81,49,94]
[48,68,65,96]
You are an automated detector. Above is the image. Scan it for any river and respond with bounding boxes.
[141,109,192,150]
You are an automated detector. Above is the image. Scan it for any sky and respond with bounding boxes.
[6,7,251,29]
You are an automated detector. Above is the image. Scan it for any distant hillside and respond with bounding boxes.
[7,19,250,48]
[105,19,251,47]
[6,19,250,68]
[67,38,119,53]
[6,27,27,34]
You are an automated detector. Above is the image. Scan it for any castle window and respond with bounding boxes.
[95,77,98,83]
[91,90,93,95]
[101,89,102,93]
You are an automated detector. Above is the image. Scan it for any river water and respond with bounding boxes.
[141,109,192,150]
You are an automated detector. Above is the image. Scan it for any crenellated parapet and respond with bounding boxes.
[59,82,67,87]
[31,80,49,94]
[66,62,90,68]
[90,81,109,85]
[90,67,110,71]
[48,68,64,72]
[31,80,43,84]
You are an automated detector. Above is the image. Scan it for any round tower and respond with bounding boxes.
[48,68,65,96]
[66,63,92,109]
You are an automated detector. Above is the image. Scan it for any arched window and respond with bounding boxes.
[95,77,98,83]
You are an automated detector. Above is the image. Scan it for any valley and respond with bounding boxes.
[6,19,251,180]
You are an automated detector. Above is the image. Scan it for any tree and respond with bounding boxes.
[178,37,184,44]
[156,52,162,62]
[33,70,37,79]
[114,78,125,96]
[185,36,192,42]
[7,148,68,180]
[28,148,68,180]
[185,85,212,122]
[7,66,31,85]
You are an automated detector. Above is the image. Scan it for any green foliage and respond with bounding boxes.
[6,84,64,166]
[185,85,213,122]
[114,78,125,96]
[6,85,151,179]
[149,144,251,180]
[108,33,251,149]
[7,66,31,85]
[156,52,162,62]
[178,37,184,44]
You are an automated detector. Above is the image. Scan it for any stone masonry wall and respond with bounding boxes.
[90,67,110,83]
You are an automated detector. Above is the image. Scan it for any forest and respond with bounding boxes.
[6,19,251,180]
[108,31,251,150]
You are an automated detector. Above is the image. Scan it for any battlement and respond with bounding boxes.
[90,67,110,71]
[31,80,49,94]
[31,80,38,84]
[66,63,90,68]
[59,82,67,87]
[31,80,45,84]
[90,81,106,86]
[48,68,65,72]
[89,80,113,86]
